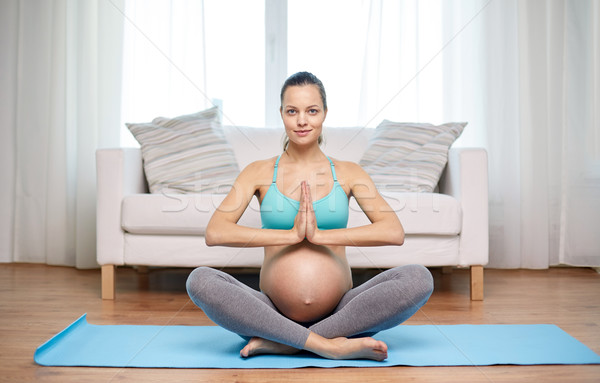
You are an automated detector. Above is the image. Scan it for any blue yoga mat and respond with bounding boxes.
[34,314,600,368]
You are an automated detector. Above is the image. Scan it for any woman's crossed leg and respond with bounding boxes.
[186,265,433,360]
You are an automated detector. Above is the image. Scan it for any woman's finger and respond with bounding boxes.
[305,182,313,210]
[305,182,319,241]
[298,181,306,211]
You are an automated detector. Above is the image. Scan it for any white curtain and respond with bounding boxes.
[511,0,600,267]
[358,0,600,268]
[1,0,597,269]
[0,0,124,268]
[120,0,265,148]
[120,0,210,148]
[477,0,600,268]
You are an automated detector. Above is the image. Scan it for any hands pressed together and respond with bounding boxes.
[291,181,321,244]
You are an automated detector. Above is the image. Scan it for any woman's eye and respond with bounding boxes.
[287,109,296,115]
[309,109,319,114]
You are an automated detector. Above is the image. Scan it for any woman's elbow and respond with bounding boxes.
[377,218,404,245]
[394,230,405,246]
[391,225,405,246]
[204,224,220,246]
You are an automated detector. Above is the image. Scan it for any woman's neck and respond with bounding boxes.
[283,143,324,164]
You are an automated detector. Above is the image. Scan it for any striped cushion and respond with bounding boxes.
[127,108,240,194]
[359,120,466,192]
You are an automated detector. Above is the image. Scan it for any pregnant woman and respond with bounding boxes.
[186,72,433,361]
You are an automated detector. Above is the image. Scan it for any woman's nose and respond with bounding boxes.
[297,112,307,126]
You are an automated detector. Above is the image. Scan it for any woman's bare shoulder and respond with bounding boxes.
[330,158,368,179]
[236,156,278,184]
[243,156,277,172]
[329,158,376,196]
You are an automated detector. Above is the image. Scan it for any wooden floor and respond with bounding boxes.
[1,264,599,382]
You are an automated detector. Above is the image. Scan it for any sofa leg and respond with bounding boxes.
[102,265,116,300]
[470,265,484,301]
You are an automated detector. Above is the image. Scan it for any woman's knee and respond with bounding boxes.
[406,264,434,300]
[390,264,433,302]
[186,266,217,300]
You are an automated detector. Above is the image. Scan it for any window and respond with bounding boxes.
[120,0,446,146]
[120,0,265,147]
[287,0,443,127]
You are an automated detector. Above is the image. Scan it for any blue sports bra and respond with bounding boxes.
[260,155,349,230]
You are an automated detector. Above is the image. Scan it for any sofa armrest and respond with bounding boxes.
[439,148,489,266]
[96,148,148,265]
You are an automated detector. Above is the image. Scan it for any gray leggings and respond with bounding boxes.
[186,264,433,350]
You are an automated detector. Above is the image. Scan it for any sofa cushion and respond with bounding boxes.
[121,194,261,235]
[126,107,240,194]
[359,120,466,192]
[346,235,460,268]
[123,234,265,268]
[222,126,285,170]
[122,192,460,236]
[348,192,461,235]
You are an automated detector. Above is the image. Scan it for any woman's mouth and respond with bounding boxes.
[294,129,312,137]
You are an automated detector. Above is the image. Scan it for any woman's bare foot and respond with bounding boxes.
[305,333,388,361]
[240,333,388,362]
[240,337,299,358]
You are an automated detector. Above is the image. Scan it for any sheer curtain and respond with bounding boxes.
[330,0,599,268]
[119,0,210,147]
[1,0,597,269]
[0,0,124,268]
[513,0,600,267]
[475,0,600,268]
[120,0,265,147]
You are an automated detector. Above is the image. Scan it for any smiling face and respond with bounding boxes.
[280,84,327,149]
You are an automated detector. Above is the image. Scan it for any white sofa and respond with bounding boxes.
[96,126,489,300]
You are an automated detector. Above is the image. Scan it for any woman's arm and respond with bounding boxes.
[205,161,304,247]
[307,162,405,247]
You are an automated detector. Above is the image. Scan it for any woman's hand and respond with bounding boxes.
[303,181,321,244]
[291,181,308,243]
[291,181,321,244]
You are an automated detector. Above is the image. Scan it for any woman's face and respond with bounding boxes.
[280,84,327,148]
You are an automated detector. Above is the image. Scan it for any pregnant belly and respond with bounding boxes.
[260,242,352,323]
